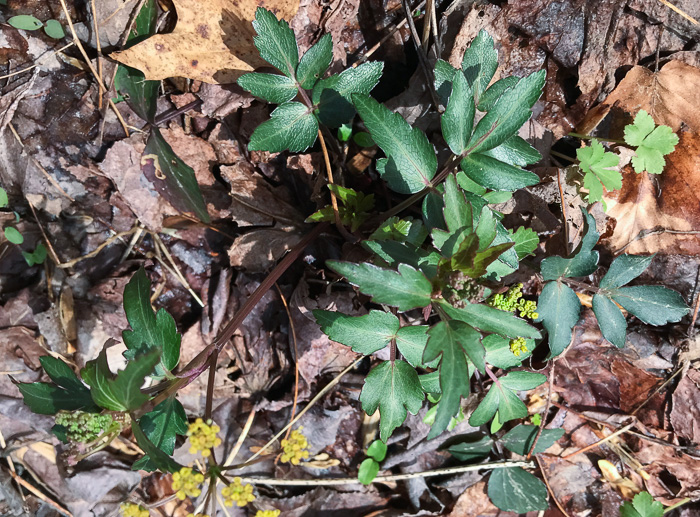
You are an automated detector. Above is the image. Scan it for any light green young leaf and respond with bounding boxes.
[23,242,47,266]
[8,15,43,31]
[577,139,621,202]
[237,73,298,104]
[252,7,298,77]
[488,467,548,512]
[4,227,23,244]
[296,33,332,89]
[482,135,541,167]
[599,254,653,289]
[592,293,627,348]
[143,128,210,223]
[460,153,540,191]
[132,397,187,471]
[358,458,380,485]
[313,62,384,127]
[43,19,65,39]
[248,101,318,153]
[353,94,437,194]
[620,492,664,517]
[367,439,388,461]
[0,187,7,208]
[511,227,539,259]
[424,321,480,438]
[536,281,581,357]
[327,261,432,311]
[313,309,399,355]
[360,360,424,442]
[440,300,542,339]
[624,110,679,174]
[442,72,474,155]
[461,30,498,104]
[610,286,689,326]
[431,174,473,253]
[466,69,546,154]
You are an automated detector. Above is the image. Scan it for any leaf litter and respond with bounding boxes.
[2,0,700,515]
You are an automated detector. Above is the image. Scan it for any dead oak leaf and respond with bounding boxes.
[603,131,700,255]
[111,0,299,84]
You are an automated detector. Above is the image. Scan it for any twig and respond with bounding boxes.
[8,469,73,517]
[535,455,570,517]
[400,0,441,110]
[57,227,140,268]
[151,232,204,307]
[655,0,699,24]
[25,198,62,266]
[90,0,103,109]
[275,284,300,441]
[0,42,75,81]
[562,421,635,459]
[614,227,700,255]
[527,362,556,460]
[233,460,535,486]
[421,0,433,49]
[317,129,343,235]
[630,366,684,416]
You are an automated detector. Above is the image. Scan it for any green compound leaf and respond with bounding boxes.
[43,19,65,39]
[460,153,540,191]
[313,309,399,355]
[82,348,160,411]
[488,467,548,512]
[328,261,433,311]
[396,325,438,368]
[353,93,437,194]
[466,69,545,155]
[296,33,332,89]
[482,135,541,167]
[434,59,458,105]
[358,458,380,485]
[131,416,183,473]
[367,439,388,461]
[143,127,209,223]
[442,72,474,155]
[4,226,23,244]
[248,101,318,152]
[620,492,664,517]
[624,110,679,174]
[511,226,539,260]
[477,76,519,112]
[313,61,384,127]
[8,15,43,31]
[122,268,181,372]
[500,424,564,455]
[609,285,689,326]
[440,301,541,339]
[237,73,298,104]
[132,397,187,471]
[592,293,627,348]
[252,7,298,77]
[360,360,424,442]
[536,281,581,358]
[447,435,493,462]
[599,254,653,289]
[461,30,498,104]
[114,65,159,123]
[577,139,621,203]
[540,208,599,280]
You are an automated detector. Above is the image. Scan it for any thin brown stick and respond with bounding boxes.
[90,0,103,109]
[57,227,140,268]
[317,129,342,230]
[562,421,635,459]
[0,42,75,80]
[275,284,300,441]
[655,0,699,24]
[557,168,570,254]
[8,470,73,517]
[535,455,570,517]
[526,362,555,460]
[421,0,433,49]
[400,0,440,110]
[630,366,684,416]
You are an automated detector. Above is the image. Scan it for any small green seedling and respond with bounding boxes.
[358,439,387,485]
[8,15,65,39]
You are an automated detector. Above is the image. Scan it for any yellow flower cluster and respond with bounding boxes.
[120,502,149,517]
[489,284,538,320]
[517,299,539,320]
[509,337,529,357]
[280,428,309,465]
[187,418,222,458]
[221,477,256,507]
[171,467,205,500]
[255,511,281,517]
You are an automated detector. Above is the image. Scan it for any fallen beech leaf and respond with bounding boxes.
[111,0,299,84]
[602,131,700,255]
[580,60,700,134]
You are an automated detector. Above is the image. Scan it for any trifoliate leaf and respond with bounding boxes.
[500,424,564,455]
[363,240,439,278]
[478,76,519,112]
[592,293,627,348]
[237,73,298,104]
[248,101,318,152]
[132,397,188,471]
[296,33,332,89]
[122,268,181,372]
[424,321,481,438]
[360,360,424,442]
[442,72,475,155]
[488,467,548,512]
[511,227,539,259]
[313,309,399,355]
[540,209,599,280]
[609,285,689,326]
[577,139,621,202]
[440,301,542,339]
[482,135,541,167]
[460,153,540,191]
[624,110,679,174]
[252,7,298,77]
[313,61,384,127]
[461,30,498,104]
[327,261,433,311]
[536,281,581,357]
[353,94,437,194]
[620,492,664,517]
[599,254,653,289]
[466,69,545,154]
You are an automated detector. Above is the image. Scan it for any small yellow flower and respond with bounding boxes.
[171,467,205,500]
[255,511,281,517]
[509,337,528,357]
[280,428,309,465]
[120,502,149,517]
[221,477,256,507]
[187,418,222,457]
